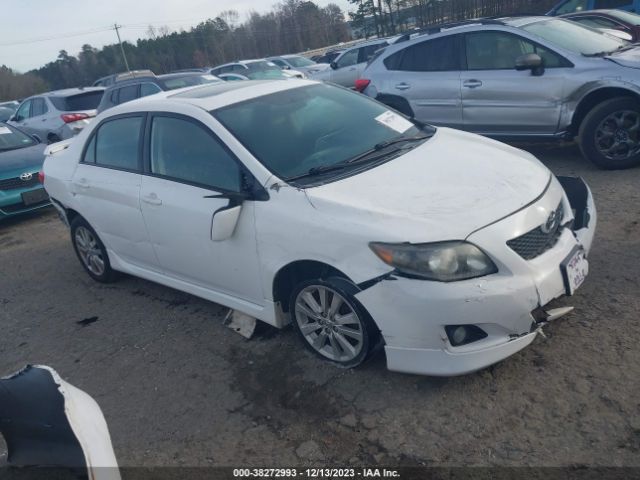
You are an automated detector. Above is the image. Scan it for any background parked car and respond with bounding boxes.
[0,123,49,219]
[311,39,390,87]
[0,107,15,122]
[361,16,640,169]
[92,70,156,87]
[549,0,639,15]
[8,88,104,143]
[211,60,304,79]
[267,54,331,76]
[561,9,640,40]
[97,72,222,113]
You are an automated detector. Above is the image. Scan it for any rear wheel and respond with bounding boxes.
[70,216,118,283]
[578,97,640,170]
[290,279,377,368]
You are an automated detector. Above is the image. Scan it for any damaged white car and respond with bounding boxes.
[42,80,596,376]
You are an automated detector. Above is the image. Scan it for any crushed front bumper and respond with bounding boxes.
[355,176,596,376]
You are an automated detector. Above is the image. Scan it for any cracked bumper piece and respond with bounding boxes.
[355,176,596,377]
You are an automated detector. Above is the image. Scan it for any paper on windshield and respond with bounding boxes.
[375,111,413,134]
[0,126,11,135]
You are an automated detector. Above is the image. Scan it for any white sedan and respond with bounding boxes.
[42,80,596,376]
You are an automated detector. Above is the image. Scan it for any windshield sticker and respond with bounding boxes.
[0,126,12,135]
[375,111,413,134]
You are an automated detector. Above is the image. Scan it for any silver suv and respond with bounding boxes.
[361,16,640,169]
[8,88,104,143]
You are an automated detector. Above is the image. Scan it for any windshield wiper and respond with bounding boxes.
[286,132,433,183]
[583,44,629,57]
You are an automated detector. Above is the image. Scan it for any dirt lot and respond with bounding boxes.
[1,142,639,468]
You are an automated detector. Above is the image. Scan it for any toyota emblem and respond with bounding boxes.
[20,172,33,182]
[541,210,561,234]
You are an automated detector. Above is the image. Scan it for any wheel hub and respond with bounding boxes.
[615,128,629,142]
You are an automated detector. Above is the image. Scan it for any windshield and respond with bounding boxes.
[286,56,316,67]
[214,83,425,182]
[0,124,35,151]
[522,18,626,55]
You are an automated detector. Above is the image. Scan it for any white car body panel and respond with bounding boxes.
[43,80,597,376]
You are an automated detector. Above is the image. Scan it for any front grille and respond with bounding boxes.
[507,202,565,260]
[0,174,40,191]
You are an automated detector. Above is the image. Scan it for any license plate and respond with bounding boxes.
[21,188,49,206]
[561,247,589,296]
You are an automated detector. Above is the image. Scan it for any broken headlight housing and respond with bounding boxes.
[369,241,498,282]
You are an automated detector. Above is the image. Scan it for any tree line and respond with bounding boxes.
[1,0,559,101]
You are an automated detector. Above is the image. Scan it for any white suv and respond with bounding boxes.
[42,80,596,376]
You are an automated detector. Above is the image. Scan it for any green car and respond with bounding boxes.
[0,123,50,220]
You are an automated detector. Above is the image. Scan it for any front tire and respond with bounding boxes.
[70,217,118,283]
[578,97,640,170]
[290,278,377,368]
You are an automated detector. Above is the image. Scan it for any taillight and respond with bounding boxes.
[60,113,89,123]
[354,79,371,93]
[38,171,45,184]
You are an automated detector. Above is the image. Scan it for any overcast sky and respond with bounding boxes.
[0,0,352,73]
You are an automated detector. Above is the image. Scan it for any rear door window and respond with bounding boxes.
[358,43,385,63]
[118,85,139,103]
[392,35,461,71]
[94,116,143,170]
[31,98,48,117]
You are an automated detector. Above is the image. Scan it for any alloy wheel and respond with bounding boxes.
[294,285,364,362]
[74,226,105,276]
[595,110,640,161]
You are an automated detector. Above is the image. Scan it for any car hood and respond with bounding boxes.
[0,143,47,175]
[304,128,551,242]
[605,47,640,68]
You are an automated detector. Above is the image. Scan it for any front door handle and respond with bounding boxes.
[463,79,483,89]
[395,82,411,90]
[142,193,162,205]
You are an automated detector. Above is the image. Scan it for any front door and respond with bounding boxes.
[330,48,360,87]
[139,114,263,303]
[11,100,33,133]
[461,30,570,136]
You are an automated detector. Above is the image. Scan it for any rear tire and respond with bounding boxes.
[70,216,118,283]
[289,278,378,368]
[578,97,640,170]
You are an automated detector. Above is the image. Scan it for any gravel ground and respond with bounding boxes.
[0,142,639,468]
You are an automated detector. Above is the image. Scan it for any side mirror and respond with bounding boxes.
[32,134,42,143]
[515,53,544,76]
[284,65,291,70]
[9,116,17,122]
[330,61,338,70]
[211,204,243,241]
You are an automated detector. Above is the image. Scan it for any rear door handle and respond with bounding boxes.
[142,193,162,205]
[395,82,410,90]
[463,79,483,88]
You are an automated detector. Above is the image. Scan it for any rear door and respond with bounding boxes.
[460,30,571,135]
[71,114,159,271]
[139,113,263,302]
[383,34,463,128]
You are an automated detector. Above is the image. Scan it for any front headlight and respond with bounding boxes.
[369,241,498,282]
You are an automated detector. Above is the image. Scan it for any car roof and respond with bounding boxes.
[103,79,317,116]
